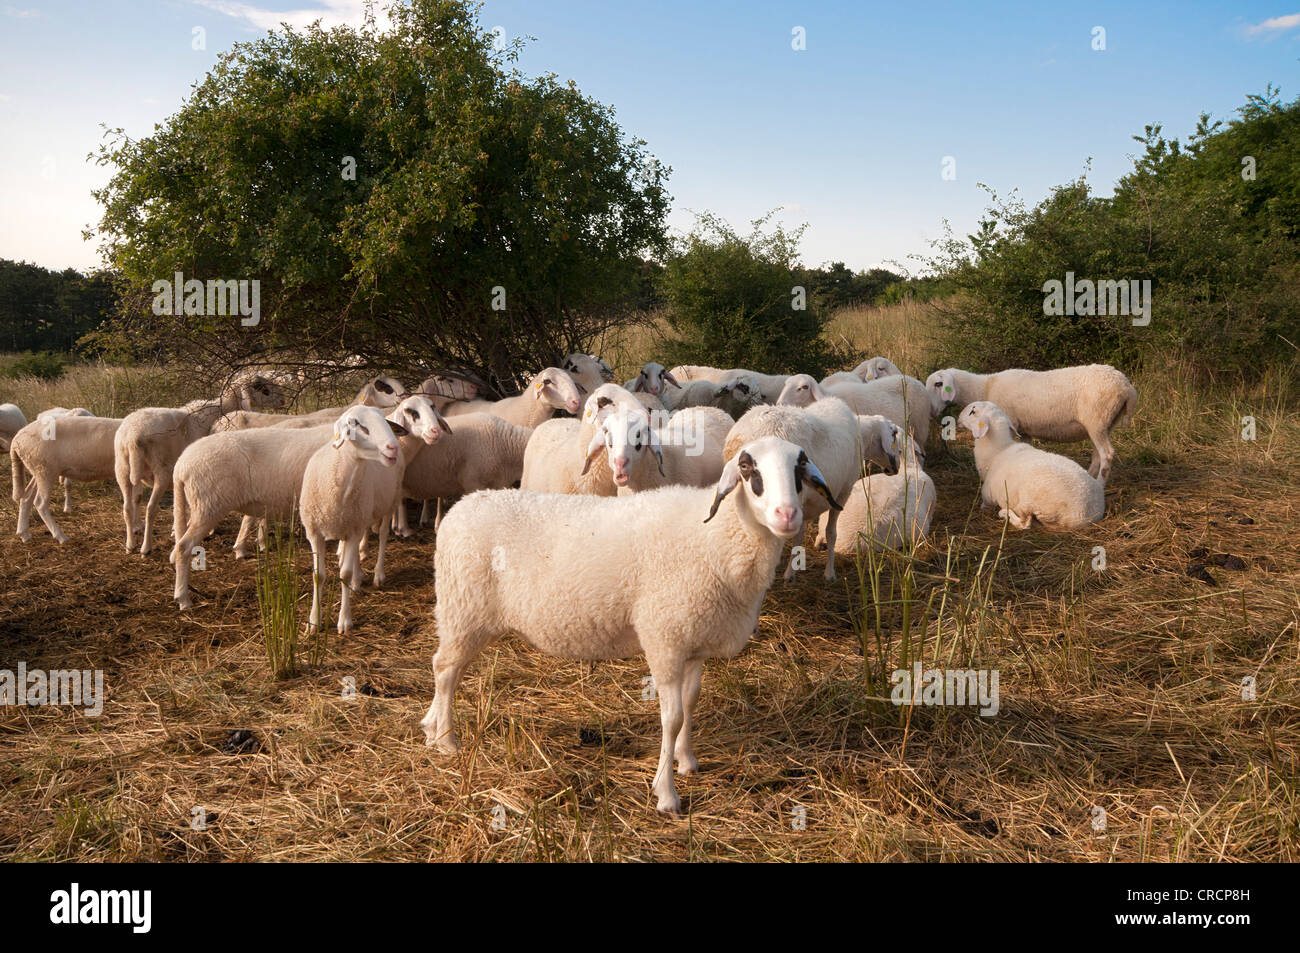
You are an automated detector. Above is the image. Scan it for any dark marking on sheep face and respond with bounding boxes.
[738,451,762,496]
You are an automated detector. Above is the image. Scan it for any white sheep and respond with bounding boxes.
[926,364,1137,482]
[665,375,765,418]
[728,384,897,580]
[624,362,682,400]
[562,353,615,396]
[210,374,408,433]
[10,415,124,543]
[582,404,730,493]
[959,401,1105,530]
[395,411,533,535]
[815,430,935,554]
[30,407,94,512]
[420,435,841,814]
[441,367,582,427]
[0,403,27,452]
[517,384,639,496]
[815,374,932,445]
[300,406,411,633]
[114,372,287,555]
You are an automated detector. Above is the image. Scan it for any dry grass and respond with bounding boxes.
[0,312,1297,862]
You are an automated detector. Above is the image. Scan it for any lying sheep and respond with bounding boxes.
[818,374,932,445]
[396,411,533,535]
[10,415,124,543]
[582,405,730,493]
[114,372,287,554]
[300,406,411,633]
[927,364,1137,482]
[959,401,1104,530]
[728,381,897,580]
[816,431,935,554]
[420,435,841,814]
[441,368,582,427]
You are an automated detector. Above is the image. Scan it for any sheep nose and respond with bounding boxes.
[773,504,799,529]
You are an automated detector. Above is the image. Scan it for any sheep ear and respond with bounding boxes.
[650,428,665,477]
[973,420,989,439]
[802,456,843,511]
[664,370,681,389]
[1010,425,1021,441]
[704,457,742,522]
[580,427,606,475]
[239,392,253,412]
[389,421,410,438]
[534,379,547,399]
[435,410,453,435]
[809,380,825,402]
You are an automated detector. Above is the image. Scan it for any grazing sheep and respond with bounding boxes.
[562,353,615,396]
[582,405,730,493]
[10,415,124,543]
[395,411,533,536]
[959,401,1105,530]
[926,365,1137,482]
[624,362,682,400]
[300,406,411,633]
[816,431,935,554]
[816,374,932,445]
[726,388,897,580]
[114,373,286,555]
[0,403,26,451]
[441,368,582,427]
[419,435,842,814]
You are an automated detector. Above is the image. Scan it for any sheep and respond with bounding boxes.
[624,362,682,400]
[10,415,124,543]
[210,374,409,433]
[727,387,898,581]
[815,374,932,445]
[583,405,731,493]
[395,411,533,535]
[666,366,788,404]
[815,430,935,554]
[959,401,1105,530]
[562,353,615,396]
[441,368,582,427]
[820,356,903,389]
[300,406,412,633]
[419,435,842,814]
[666,364,728,384]
[518,384,638,496]
[665,375,765,419]
[31,408,94,512]
[926,365,1137,482]
[114,372,286,555]
[0,403,26,452]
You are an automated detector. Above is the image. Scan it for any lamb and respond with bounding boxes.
[926,364,1137,482]
[814,374,932,445]
[815,431,935,554]
[419,435,841,814]
[441,368,582,427]
[624,362,682,400]
[299,406,411,633]
[395,411,533,535]
[582,405,730,493]
[727,383,898,580]
[10,414,124,543]
[562,353,615,396]
[959,401,1105,530]
[0,403,27,451]
[114,372,287,554]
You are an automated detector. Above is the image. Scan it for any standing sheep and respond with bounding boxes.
[10,415,123,543]
[441,368,582,426]
[562,353,615,396]
[926,365,1137,482]
[300,406,411,633]
[582,405,730,493]
[814,374,932,445]
[959,401,1105,530]
[420,435,842,814]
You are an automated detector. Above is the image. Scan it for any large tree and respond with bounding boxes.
[92,0,670,393]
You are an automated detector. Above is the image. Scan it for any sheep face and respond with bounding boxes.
[863,357,902,381]
[393,395,451,446]
[582,407,662,486]
[958,401,1014,441]
[239,374,288,411]
[705,436,842,538]
[332,405,409,467]
[583,383,640,425]
[859,415,901,474]
[420,375,479,402]
[776,374,823,407]
[533,368,583,415]
[562,353,614,394]
[631,362,680,398]
[925,369,958,417]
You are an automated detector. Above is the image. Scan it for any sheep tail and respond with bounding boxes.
[1114,382,1138,430]
[11,447,27,505]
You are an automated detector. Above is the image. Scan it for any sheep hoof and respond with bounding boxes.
[18,533,30,543]
[675,755,699,776]
[177,597,192,611]
[656,795,683,815]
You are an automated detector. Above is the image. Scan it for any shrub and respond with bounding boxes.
[6,351,67,381]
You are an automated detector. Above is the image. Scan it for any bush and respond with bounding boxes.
[659,212,838,375]
[6,351,67,381]
[929,87,1300,379]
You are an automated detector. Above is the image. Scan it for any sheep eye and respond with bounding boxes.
[376,380,393,393]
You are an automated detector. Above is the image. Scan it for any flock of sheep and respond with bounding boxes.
[0,353,1138,814]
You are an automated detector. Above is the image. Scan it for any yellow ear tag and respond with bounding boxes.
[974,420,988,439]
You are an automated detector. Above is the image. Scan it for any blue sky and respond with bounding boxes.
[1,1,1297,273]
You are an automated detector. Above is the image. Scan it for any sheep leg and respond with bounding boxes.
[372,519,389,588]
[433,497,444,532]
[650,663,686,814]
[338,537,362,633]
[61,477,71,513]
[1086,426,1116,483]
[16,477,36,542]
[419,499,432,527]
[822,509,840,581]
[394,499,413,538]
[782,542,797,582]
[140,473,170,555]
[32,478,68,544]
[308,537,325,630]
[119,476,139,552]
[233,515,256,559]
[674,659,705,776]
[421,647,472,753]
[173,511,220,612]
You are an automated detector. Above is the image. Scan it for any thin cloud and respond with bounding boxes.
[3,6,40,18]
[192,0,388,32]
[1246,12,1300,36]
